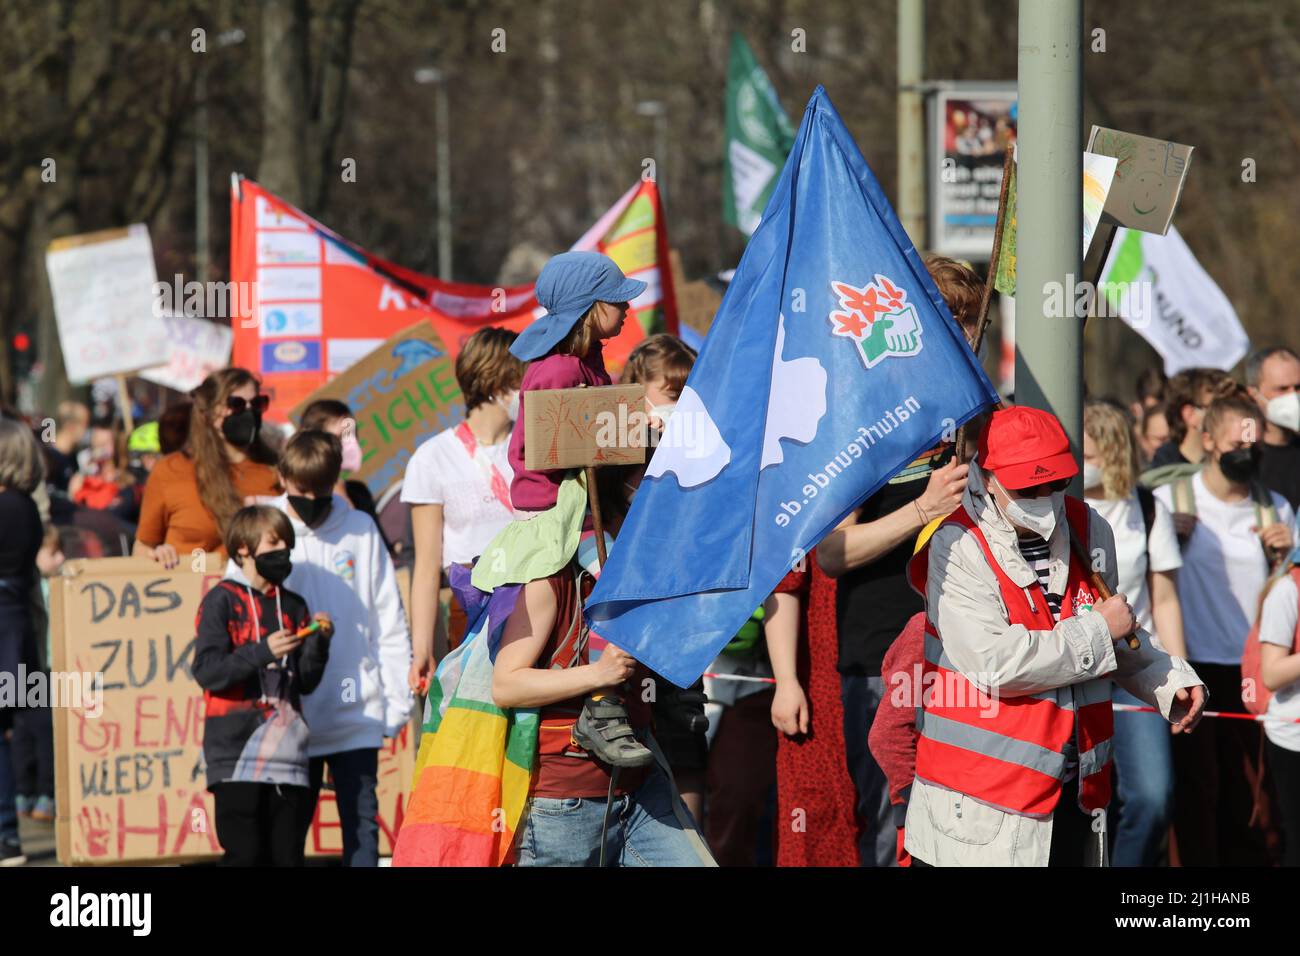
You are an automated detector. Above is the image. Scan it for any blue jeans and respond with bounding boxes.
[1110,687,1174,867]
[307,748,379,867]
[516,765,714,867]
[840,673,896,867]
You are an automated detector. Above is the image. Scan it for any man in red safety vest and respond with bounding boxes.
[904,406,1207,866]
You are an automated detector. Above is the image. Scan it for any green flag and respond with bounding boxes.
[723,33,796,236]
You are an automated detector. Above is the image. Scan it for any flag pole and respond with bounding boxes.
[1067,530,1141,650]
[1082,221,1119,334]
[116,374,135,433]
[954,143,1014,463]
[585,466,608,569]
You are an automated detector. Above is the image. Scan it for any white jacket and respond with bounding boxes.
[903,463,1204,867]
[274,493,413,756]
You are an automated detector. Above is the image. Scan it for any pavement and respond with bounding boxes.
[13,814,59,866]
[10,815,367,867]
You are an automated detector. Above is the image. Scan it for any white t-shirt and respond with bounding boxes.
[401,426,515,567]
[1086,492,1182,638]
[1259,573,1300,751]
[1154,473,1295,665]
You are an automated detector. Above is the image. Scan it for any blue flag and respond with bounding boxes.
[586,86,998,688]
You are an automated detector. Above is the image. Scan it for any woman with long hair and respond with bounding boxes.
[134,368,280,567]
[1082,398,1190,866]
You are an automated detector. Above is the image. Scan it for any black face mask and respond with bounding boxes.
[253,548,292,586]
[1218,446,1259,484]
[222,409,261,448]
[289,495,333,529]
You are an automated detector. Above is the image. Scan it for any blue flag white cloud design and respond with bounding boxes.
[586,87,998,688]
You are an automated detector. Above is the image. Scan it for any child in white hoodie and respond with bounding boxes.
[274,430,413,866]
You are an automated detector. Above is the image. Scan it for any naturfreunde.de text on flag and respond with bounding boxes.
[585,86,998,689]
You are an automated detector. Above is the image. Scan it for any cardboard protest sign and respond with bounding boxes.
[45,225,170,384]
[992,160,1019,296]
[1081,152,1118,257]
[138,313,234,394]
[52,556,415,864]
[290,319,463,501]
[1086,126,1193,235]
[304,723,416,858]
[523,384,647,471]
[52,555,226,864]
[993,151,1119,297]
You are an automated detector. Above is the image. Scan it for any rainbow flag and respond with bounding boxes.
[392,570,533,867]
[394,475,602,866]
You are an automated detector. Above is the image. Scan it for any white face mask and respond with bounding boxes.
[649,401,677,425]
[1267,392,1300,433]
[993,474,1061,539]
[1082,462,1104,492]
[498,389,520,422]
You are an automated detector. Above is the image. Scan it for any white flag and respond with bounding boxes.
[1099,225,1249,375]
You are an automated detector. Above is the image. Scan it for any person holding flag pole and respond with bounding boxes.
[903,406,1207,866]
[586,84,1001,790]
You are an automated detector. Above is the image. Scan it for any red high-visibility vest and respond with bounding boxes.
[906,496,1114,814]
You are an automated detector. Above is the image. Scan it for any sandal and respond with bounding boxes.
[572,693,653,768]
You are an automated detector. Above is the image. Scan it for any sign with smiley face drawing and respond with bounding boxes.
[1087,126,1194,235]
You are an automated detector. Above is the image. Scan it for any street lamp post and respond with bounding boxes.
[896,0,926,248]
[636,100,667,205]
[195,28,245,288]
[1015,0,1084,483]
[416,67,453,281]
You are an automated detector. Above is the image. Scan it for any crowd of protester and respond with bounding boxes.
[2,251,1300,867]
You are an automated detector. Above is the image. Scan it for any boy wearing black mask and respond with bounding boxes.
[273,430,413,866]
[193,505,333,865]
[1155,394,1296,865]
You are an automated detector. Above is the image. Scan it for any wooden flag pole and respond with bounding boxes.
[1082,221,1120,335]
[585,465,608,569]
[115,374,135,433]
[1067,531,1141,650]
[954,144,1015,464]
[1090,222,1119,292]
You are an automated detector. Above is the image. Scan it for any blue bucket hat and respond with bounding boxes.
[510,252,647,361]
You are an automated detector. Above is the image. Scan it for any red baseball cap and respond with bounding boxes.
[977,406,1078,490]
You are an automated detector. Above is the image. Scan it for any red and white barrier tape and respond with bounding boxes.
[1112,702,1300,724]
[699,676,1300,723]
[702,671,776,684]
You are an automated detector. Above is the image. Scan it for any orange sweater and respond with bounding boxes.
[136,452,280,556]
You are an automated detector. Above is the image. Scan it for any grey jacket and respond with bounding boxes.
[903,463,1204,866]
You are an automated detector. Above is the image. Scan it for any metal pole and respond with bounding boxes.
[195,65,210,287]
[1015,0,1084,486]
[435,78,453,281]
[896,0,926,247]
[637,100,668,207]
